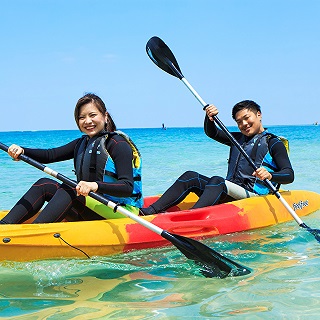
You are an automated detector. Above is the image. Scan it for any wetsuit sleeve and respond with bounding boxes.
[23,139,80,163]
[204,115,240,145]
[96,135,134,197]
[269,138,294,184]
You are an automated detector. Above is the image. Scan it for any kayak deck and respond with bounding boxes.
[0,190,319,261]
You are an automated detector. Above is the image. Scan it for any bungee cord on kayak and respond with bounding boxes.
[0,141,250,278]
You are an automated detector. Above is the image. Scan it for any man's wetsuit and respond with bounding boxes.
[141,116,294,215]
[1,134,135,224]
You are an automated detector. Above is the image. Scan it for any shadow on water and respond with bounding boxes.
[0,210,320,318]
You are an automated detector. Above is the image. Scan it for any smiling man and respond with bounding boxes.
[140,100,294,215]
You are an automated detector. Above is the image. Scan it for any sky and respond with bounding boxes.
[1,0,320,132]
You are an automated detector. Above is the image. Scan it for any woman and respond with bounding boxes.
[0,93,143,224]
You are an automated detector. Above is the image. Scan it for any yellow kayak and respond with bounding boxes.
[0,190,319,261]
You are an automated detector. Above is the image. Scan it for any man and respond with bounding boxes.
[140,100,294,215]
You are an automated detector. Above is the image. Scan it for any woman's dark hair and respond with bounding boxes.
[74,93,116,132]
[232,100,261,119]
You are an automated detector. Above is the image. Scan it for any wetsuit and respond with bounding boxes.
[0,133,136,224]
[141,116,294,215]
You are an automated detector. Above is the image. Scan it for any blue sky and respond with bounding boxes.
[1,0,320,131]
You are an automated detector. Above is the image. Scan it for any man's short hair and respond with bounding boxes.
[232,100,261,119]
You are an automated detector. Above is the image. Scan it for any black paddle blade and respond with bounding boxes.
[301,223,320,242]
[146,36,184,79]
[161,231,251,278]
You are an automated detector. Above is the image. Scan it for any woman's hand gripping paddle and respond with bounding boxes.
[146,36,320,243]
[0,142,250,278]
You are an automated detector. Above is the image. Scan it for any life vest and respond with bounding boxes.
[226,131,287,195]
[74,131,143,208]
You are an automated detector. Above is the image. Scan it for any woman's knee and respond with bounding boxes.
[34,177,56,185]
[33,178,60,196]
[57,183,77,199]
[59,183,75,191]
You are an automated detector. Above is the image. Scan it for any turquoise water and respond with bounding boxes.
[0,126,320,319]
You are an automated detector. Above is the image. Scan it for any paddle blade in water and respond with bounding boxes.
[146,36,184,79]
[161,231,251,278]
[301,224,320,242]
[311,231,320,242]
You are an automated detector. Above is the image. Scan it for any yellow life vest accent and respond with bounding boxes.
[116,130,141,169]
[279,136,289,155]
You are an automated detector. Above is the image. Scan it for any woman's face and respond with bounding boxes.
[77,103,108,137]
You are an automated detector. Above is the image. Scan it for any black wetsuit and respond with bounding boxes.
[204,116,294,190]
[141,116,294,215]
[1,134,134,224]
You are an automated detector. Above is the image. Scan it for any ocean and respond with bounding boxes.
[0,125,320,319]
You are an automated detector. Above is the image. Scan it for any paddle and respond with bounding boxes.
[0,142,250,278]
[146,36,320,243]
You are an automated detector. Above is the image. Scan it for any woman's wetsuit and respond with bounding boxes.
[140,116,294,215]
[0,134,135,224]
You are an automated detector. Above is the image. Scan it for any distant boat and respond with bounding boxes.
[314,121,318,125]
[162,123,167,130]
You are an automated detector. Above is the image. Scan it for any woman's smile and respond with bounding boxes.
[78,103,108,137]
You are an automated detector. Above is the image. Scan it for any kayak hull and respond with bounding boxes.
[0,190,319,261]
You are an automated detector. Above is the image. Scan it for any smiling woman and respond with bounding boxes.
[0,93,143,224]
[77,104,109,138]
[74,94,116,137]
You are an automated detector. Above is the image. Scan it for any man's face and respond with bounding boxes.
[235,108,263,137]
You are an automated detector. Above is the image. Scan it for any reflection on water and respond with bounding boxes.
[1,127,320,318]
[0,211,320,319]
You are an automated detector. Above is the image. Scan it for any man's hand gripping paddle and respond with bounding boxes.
[146,36,320,243]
